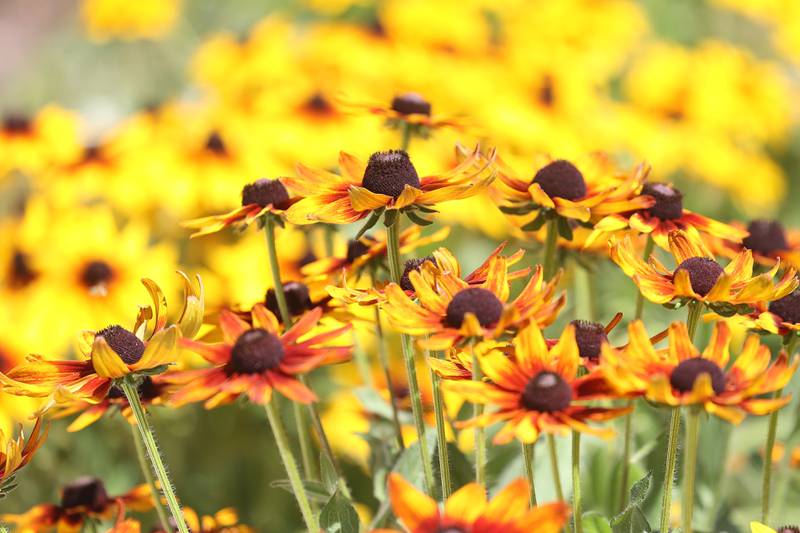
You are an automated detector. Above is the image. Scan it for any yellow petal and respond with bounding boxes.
[91,338,130,379]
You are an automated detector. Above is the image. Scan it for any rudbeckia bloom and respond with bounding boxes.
[711,219,800,269]
[611,230,797,312]
[586,180,748,249]
[150,507,254,533]
[0,417,47,496]
[0,106,80,175]
[81,0,181,41]
[350,92,462,133]
[601,321,797,423]
[165,305,352,407]
[373,473,568,533]
[446,323,628,444]
[284,147,494,226]
[2,477,152,533]
[381,253,564,351]
[751,523,800,533]
[735,288,800,336]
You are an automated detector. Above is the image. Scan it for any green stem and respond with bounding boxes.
[761,387,784,523]
[291,400,316,479]
[430,354,451,499]
[547,434,565,503]
[659,408,682,533]
[399,122,412,152]
[376,306,404,451]
[686,301,703,341]
[120,378,190,533]
[683,407,701,533]
[323,224,336,257]
[386,219,435,494]
[633,236,655,321]
[472,347,486,486]
[572,431,583,533]
[264,401,320,532]
[522,442,537,506]
[130,423,171,532]
[543,217,559,280]
[617,401,635,513]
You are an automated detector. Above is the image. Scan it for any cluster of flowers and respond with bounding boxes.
[2,93,800,533]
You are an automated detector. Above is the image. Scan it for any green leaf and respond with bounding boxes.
[355,208,384,239]
[392,429,437,492]
[521,211,547,231]
[406,210,433,226]
[383,209,399,227]
[557,216,574,241]
[270,479,331,503]
[583,512,613,533]
[320,489,360,533]
[320,452,338,496]
[610,471,653,533]
[432,443,473,499]
[354,387,404,422]
[499,203,536,215]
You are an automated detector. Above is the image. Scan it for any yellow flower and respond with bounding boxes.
[0,417,47,496]
[81,0,181,41]
[0,106,80,176]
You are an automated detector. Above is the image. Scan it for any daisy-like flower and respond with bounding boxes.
[446,323,628,444]
[601,321,797,423]
[0,417,47,497]
[2,477,152,533]
[751,523,800,533]
[373,473,568,533]
[586,180,748,250]
[0,274,203,403]
[150,507,254,533]
[381,253,564,351]
[182,178,297,238]
[164,305,352,407]
[611,230,798,314]
[736,288,800,337]
[284,147,494,227]
[349,92,462,134]
[711,219,800,269]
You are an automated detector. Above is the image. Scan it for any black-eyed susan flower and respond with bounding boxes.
[81,0,181,41]
[284,147,494,227]
[0,417,47,497]
[0,106,80,175]
[372,473,568,533]
[349,92,462,135]
[710,219,800,270]
[611,230,797,313]
[751,523,800,533]
[164,305,352,407]
[150,507,254,533]
[2,477,152,533]
[446,323,628,444]
[601,321,797,423]
[739,288,800,337]
[381,253,564,351]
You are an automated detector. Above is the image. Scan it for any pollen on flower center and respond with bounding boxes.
[95,325,146,365]
[60,476,109,511]
[768,289,800,324]
[81,260,114,288]
[229,328,285,374]
[391,93,432,116]
[571,320,608,362]
[266,281,312,318]
[204,131,227,155]
[444,287,503,328]
[521,371,573,412]
[640,182,683,220]
[743,219,788,255]
[241,179,290,209]
[674,257,724,296]
[362,150,421,199]
[532,160,587,201]
[400,256,434,291]
[669,357,725,395]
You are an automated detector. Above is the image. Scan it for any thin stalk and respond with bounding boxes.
[633,236,654,320]
[375,306,404,451]
[323,224,336,257]
[120,378,190,533]
[291,401,316,479]
[683,407,701,533]
[547,434,565,503]
[572,431,583,533]
[130,423,171,531]
[386,220,435,494]
[472,347,486,485]
[686,301,703,341]
[659,408,682,533]
[542,217,559,280]
[353,331,376,387]
[761,387,784,523]
[265,401,320,532]
[399,122,412,152]
[522,442,537,506]
[430,355,452,499]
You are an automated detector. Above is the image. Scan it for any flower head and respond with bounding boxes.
[0,417,47,496]
[150,507,254,532]
[349,92,463,134]
[710,219,800,270]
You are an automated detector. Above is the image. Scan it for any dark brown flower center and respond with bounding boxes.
[60,476,109,511]
[571,320,608,362]
[345,237,375,264]
[436,528,467,533]
[400,256,434,291]
[532,160,586,201]
[8,250,37,288]
[362,150,421,199]
[743,219,788,255]
[108,376,157,401]
[204,131,227,155]
[537,75,555,107]
[391,93,432,116]
[95,325,145,365]
[768,289,800,324]
[776,526,800,533]
[444,288,503,328]
[3,114,31,133]
[241,179,290,209]
[521,371,573,412]
[82,145,104,162]
[266,282,313,319]
[229,328,285,374]
[640,182,683,220]
[305,93,334,115]
[674,257,724,296]
[81,260,114,288]
[670,357,725,395]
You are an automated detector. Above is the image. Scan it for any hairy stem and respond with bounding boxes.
[542,217,559,280]
[572,431,583,533]
[430,352,452,499]
[376,305,404,451]
[522,441,537,506]
[761,388,784,523]
[659,408,682,533]
[683,407,701,533]
[130,423,171,531]
[472,346,486,486]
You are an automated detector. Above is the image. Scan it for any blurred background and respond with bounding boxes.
[2,0,800,530]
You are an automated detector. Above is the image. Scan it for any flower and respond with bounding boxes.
[81,0,181,41]
[0,417,47,496]
[347,92,462,133]
[372,473,568,533]
[2,477,152,533]
[602,320,797,423]
[586,180,748,249]
[610,230,797,312]
[751,523,800,533]
[150,507,254,532]
[710,219,800,270]
[446,322,629,444]
[0,106,81,175]
[284,147,494,226]
[164,305,352,407]
[731,288,800,336]
[381,251,564,350]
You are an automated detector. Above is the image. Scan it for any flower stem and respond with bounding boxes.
[522,442,537,506]
[130,423,171,532]
[686,301,703,341]
[120,377,190,533]
[399,122,412,152]
[633,236,654,320]
[264,401,320,532]
[572,431,583,533]
[543,217,559,280]
[430,351,451,499]
[547,434,565,503]
[386,219,435,494]
[659,407,682,533]
[376,306,404,451]
[471,346,486,486]
[761,387,784,523]
[683,406,701,533]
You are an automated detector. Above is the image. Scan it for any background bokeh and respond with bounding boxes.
[2,0,800,530]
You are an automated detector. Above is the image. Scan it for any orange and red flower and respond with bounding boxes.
[0,417,47,496]
[348,92,463,132]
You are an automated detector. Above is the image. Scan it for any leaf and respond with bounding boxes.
[320,452,338,496]
[432,443,473,499]
[392,429,437,493]
[557,216,574,241]
[583,512,613,533]
[355,208,384,239]
[270,479,331,503]
[611,471,653,533]
[383,209,399,227]
[320,489,360,533]
[520,211,547,231]
[499,203,536,215]
[406,210,433,226]
[354,387,401,421]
